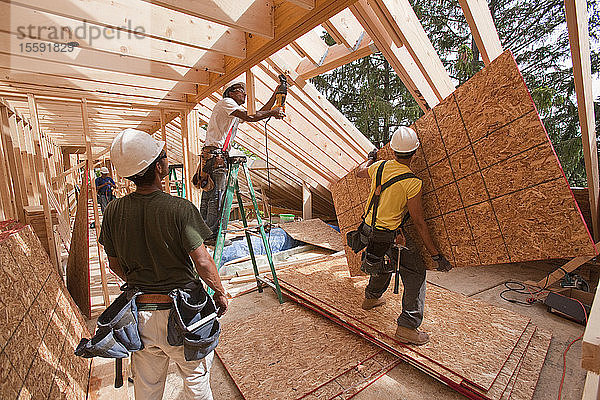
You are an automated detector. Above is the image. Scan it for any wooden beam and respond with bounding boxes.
[81,98,110,307]
[369,0,455,100]
[246,69,257,115]
[582,371,600,399]
[350,0,437,110]
[292,28,329,65]
[1,3,227,70]
[286,0,315,9]
[458,0,503,65]
[296,36,375,80]
[8,0,245,58]
[160,109,171,194]
[583,277,600,374]
[27,94,60,270]
[180,111,192,201]
[140,0,274,38]
[193,0,361,103]
[322,8,364,49]
[565,0,599,240]
[302,183,312,220]
[0,106,26,221]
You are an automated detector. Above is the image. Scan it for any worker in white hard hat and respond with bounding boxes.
[95,165,116,214]
[352,126,452,346]
[193,79,286,243]
[99,128,228,399]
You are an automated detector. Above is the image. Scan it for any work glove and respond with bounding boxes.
[368,148,378,162]
[432,254,452,272]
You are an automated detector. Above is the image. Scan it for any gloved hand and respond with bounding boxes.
[432,254,452,272]
[368,148,378,162]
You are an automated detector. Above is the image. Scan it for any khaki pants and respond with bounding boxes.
[132,309,214,400]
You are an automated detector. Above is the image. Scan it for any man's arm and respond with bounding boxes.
[356,149,378,178]
[231,107,284,123]
[107,256,126,281]
[406,192,452,271]
[189,244,229,316]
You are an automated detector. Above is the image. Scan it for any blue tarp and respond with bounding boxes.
[219,228,301,266]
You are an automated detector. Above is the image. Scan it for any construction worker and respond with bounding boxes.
[194,80,285,242]
[95,166,116,213]
[354,126,452,346]
[99,128,228,399]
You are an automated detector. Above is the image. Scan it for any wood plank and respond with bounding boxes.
[160,109,170,193]
[286,0,315,9]
[1,3,227,69]
[302,183,312,220]
[583,278,600,374]
[81,98,110,307]
[458,0,503,65]
[140,0,274,38]
[15,118,36,205]
[8,0,245,58]
[27,94,60,271]
[565,0,599,240]
[323,8,364,49]
[280,218,344,251]
[582,371,600,400]
[0,106,25,221]
[369,0,455,100]
[292,27,329,65]
[245,68,256,115]
[350,0,437,110]
[296,36,376,80]
[180,111,192,201]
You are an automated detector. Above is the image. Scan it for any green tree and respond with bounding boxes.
[312,0,600,185]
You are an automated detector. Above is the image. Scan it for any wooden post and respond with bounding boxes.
[565,0,599,240]
[24,123,41,204]
[81,98,110,307]
[0,106,16,220]
[1,107,26,222]
[16,119,35,204]
[261,185,270,219]
[27,94,60,271]
[160,109,170,194]
[302,183,312,220]
[180,110,192,201]
[246,69,256,115]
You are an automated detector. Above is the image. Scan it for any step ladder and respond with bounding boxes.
[211,154,284,304]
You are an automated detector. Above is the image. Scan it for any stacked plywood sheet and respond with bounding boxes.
[330,50,596,276]
[217,301,402,400]
[0,221,91,399]
[270,255,551,400]
[279,218,344,252]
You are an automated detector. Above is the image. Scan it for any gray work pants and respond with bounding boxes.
[200,165,228,236]
[363,229,426,329]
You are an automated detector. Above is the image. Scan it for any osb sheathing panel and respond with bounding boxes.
[0,224,91,399]
[275,256,531,391]
[507,329,552,400]
[66,174,91,318]
[332,50,596,276]
[217,301,388,400]
[280,218,344,252]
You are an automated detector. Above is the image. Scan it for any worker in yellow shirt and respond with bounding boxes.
[353,126,452,345]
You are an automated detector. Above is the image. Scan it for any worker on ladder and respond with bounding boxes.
[94,128,228,399]
[193,80,285,243]
[351,126,453,345]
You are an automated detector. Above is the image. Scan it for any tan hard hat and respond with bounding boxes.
[390,126,420,153]
[110,128,165,177]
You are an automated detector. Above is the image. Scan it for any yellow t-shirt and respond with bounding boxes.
[363,160,422,231]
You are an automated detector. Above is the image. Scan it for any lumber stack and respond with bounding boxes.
[330,50,596,276]
[0,220,91,399]
[271,255,551,400]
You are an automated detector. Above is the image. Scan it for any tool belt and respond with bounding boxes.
[192,146,228,191]
[75,282,220,361]
[344,161,420,275]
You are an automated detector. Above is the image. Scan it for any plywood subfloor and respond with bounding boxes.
[0,223,91,399]
[279,218,344,252]
[273,255,531,391]
[217,301,400,400]
[331,50,596,276]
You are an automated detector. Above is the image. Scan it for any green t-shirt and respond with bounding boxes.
[99,191,213,292]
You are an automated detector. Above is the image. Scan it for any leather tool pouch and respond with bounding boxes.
[75,288,143,359]
[167,281,220,361]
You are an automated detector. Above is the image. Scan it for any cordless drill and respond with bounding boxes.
[273,74,287,112]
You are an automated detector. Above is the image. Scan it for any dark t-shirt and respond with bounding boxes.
[95,176,115,196]
[99,191,213,292]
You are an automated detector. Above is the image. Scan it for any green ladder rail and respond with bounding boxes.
[211,155,284,304]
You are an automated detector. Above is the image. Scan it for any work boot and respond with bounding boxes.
[361,297,386,310]
[394,325,430,345]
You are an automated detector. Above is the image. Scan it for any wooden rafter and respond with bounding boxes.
[458,0,503,65]
[322,8,364,49]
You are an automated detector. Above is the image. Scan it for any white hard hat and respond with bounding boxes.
[224,81,245,96]
[390,126,419,153]
[110,128,165,177]
[100,166,109,174]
